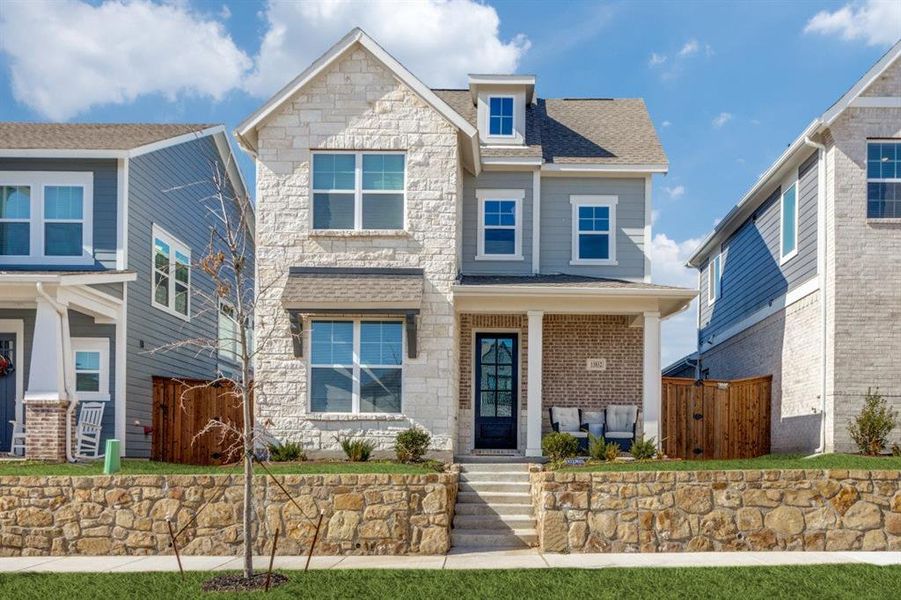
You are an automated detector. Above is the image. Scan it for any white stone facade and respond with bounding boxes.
[253,47,460,456]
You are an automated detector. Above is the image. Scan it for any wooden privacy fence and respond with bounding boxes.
[661,375,771,460]
[152,377,251,465]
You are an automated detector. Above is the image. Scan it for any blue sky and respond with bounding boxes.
[1,0,898,363]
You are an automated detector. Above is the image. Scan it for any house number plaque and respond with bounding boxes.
[586,358,606,371]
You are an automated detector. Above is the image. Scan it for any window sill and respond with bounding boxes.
[475,254,524,262]
[779,250,798,266]
[867,218,901,225]
[569,259,618,266]
[305,412,408,422]
[309,229,410,239]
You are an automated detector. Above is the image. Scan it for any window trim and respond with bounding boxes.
[487,95,516,139]
[708,252,722,305]
[218,298,253,370]
[310,151,407,231]
[71,337,110,402]
[0,171,94,265]
[475,189,524,261]
[151,224,191,321]
[866,139,901,219]
[307,318,405,415]
[779,180,799,265]
[570,195,618,266]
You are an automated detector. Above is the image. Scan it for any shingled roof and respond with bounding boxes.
[432,90,666,166]
[0,122,217,150]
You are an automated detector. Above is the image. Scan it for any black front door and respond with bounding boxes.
[0,334,15,453]
[474,333,518,450]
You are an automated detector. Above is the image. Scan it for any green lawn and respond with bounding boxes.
[1,566,899,600]
[0,459,440,477]
[560,453,901,472]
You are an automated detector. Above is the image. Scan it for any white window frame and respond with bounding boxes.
[570,195,618,266]
[476,189,524,261]
[708,252,722,305]
[151,224,191,321]
[71,337,110,402]
[0,171,94,265]
[866,140,901,219]
[307,318,405,415]
[779,178,799,265]
[310,151,407,231]
[218,299,253,368]
[487,95,516,139]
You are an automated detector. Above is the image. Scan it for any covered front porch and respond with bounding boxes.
[452,276,696,458]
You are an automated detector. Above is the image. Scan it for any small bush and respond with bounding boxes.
[336,437,376,462]
[629,436,657,461]
[848,388,897,456]
[587,433,605,461]
[892,443,901,457]
[542,432,580,463]
[604,441,622,462]
[395,428,431,463]
[267,442,306,462]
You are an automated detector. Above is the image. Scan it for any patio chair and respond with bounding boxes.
[580,410,605,439]
[549,406,588,451]
[604,405,639,452]
[75,402,105,459]
[8,420,25,456]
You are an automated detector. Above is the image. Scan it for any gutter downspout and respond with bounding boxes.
[36,283,77,462]
[803,135,828,457]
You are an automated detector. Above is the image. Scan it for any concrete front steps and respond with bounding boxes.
[451,462,537,549]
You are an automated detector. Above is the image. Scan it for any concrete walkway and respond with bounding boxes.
[1,550,899,573]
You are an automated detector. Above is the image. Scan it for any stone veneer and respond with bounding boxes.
[532,469,900,553]
[253,45,460,454]
[0,473,456,556]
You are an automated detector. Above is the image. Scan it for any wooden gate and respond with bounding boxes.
[151,377,251,465]
[661,376,771,460]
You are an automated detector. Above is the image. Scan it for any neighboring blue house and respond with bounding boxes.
[0,123,251,460]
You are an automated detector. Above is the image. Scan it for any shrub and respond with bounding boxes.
[629,436,657,461]
[893,443,901,457]
[395,428,431,463]
[587,433,605,461]
[604,441,622,462]
[336,437,376,462]
[542,432,580,463]
[267,442,306,462]
[848,388,897,456]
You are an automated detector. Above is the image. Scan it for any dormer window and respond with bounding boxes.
[488,97,514,137]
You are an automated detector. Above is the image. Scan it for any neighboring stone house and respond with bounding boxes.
[0,123,251,460]
[237,29,695,459]
[686,42,901,453]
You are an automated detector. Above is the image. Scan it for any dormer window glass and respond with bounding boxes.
[488,97,514,136]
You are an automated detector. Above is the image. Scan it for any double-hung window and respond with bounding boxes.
[488,96,514,137]
[312,152,405,230]
[0,171,93,264]
[152,225,191,319]
[708,253,722,305]
[570,195,617,265]
[867,141,901,219]
[72,338,110,402]
[779,182,799,263]
[218,300,253,366]
[476,189,523,260]
[310,320,403,414]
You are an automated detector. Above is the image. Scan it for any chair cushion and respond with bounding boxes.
[581,410,604,426]
[605,431,634,439]
[568,431,589,438]
[605,405,638,432]
[587,423,604,438]
[551,407,580,433]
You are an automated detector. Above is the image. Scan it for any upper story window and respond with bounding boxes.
[0,171,93,265]
[72,337,110,402]
[570,195,617,265]
[309,320,403,414]
[708,253,722,305]
[476,189,523,260]
[152,225,191,320]
[312,152,405,230]
[779,182,798,263]
[488,97,515,137]
[867,141,901,219]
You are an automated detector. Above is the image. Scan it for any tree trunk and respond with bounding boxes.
[242,383,253,579]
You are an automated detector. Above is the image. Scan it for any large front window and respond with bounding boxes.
[310,320,403,414]
[312,152,405,230]
[476,189,523,260]
[152,225,191,319]
[867,141,901,219]
[571,196,617,265]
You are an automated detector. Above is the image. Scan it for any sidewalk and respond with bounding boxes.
[1,550,899,573]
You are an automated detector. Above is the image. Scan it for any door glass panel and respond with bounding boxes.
[496,391,513,417]
[480,365,496,390]
[496,338,513,364]
[480,338,496,363]
[480,391,496,416]
[497,365,512,390]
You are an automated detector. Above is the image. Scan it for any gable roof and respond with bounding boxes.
[0,122,217,152]
[687,40,901,268]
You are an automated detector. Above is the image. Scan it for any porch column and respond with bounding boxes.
[526,310,543,457]
[642,311,661,445]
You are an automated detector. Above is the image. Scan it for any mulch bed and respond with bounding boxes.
[201,573,289,593]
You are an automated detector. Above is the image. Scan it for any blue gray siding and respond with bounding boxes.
[461,171,533,274]
[699,151,818,342]
[0,158,118,269]
[539,177,647,280]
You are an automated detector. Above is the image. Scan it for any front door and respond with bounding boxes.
[0,334,15,453]
[474,333,518,450]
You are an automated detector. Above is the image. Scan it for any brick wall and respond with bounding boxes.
[23,399,69,461]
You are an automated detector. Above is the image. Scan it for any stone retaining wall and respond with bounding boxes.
[532,469,900,553]
[0,473,457,556]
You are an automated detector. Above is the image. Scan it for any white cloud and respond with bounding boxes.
[648,52,668,67]
[244,0,530,97]
[678,39,699,57]
[663,185,685,200]
[712,112,733,128]
[662,120,672,128]
[0,0,251,120]
[651,232,702,367]
[804,0,901,46]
